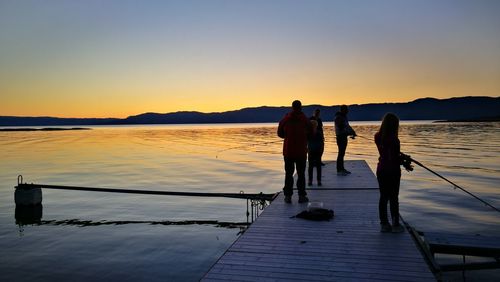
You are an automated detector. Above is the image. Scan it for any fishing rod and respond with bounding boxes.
[216,129,363,158]
[216,139,282,158]
[408,156,500,213]
[216,124,361,158]
[353,134,500,213]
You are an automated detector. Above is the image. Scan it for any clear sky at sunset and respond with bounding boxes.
[1,0,499,118]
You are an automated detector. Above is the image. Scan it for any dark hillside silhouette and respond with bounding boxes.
[1,96,498,126]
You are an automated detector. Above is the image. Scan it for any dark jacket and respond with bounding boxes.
[309,116,324,142]
[278,111,311,159]
[374,131,401,174]
[334,112,355,137]
[308,131,323,154]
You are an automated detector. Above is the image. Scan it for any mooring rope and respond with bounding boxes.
[353,134,500,213]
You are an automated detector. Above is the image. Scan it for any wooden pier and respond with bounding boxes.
[202,160,435,281]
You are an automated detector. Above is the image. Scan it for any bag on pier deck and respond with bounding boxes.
[293,208,334,221]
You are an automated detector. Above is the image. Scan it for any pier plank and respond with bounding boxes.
[202,160,435,281]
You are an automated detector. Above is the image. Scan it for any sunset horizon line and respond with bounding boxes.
[2,95,497,120]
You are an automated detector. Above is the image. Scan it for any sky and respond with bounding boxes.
[1,0,499,118]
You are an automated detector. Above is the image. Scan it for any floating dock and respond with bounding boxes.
[202,160,435,281]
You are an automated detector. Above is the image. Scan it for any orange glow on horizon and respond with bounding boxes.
[1,1,499,118]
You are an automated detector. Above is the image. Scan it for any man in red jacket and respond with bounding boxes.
[277,100,312,203]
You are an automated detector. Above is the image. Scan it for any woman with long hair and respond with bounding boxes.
[374,113,407,233]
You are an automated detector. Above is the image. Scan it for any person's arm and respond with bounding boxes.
[277,118,286,138]
[347,125,356,136]
[398,139,414,171]
[334,115,346,136]
[306,119,314,139]
[342,117,356,137]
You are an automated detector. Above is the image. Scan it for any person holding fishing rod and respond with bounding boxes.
[374,113,413,233]
[334,105,356,175]
[278,100,312,204]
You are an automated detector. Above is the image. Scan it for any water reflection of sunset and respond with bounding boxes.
[1,122,499,280]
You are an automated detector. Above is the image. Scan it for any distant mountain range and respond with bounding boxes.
[1,96,499,126]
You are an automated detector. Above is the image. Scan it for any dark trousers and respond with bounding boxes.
[377,171,401,225]
[308,151,322,183]
[336,136,348,172]
[283,157,307,197]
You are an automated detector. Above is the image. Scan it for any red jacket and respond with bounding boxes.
[277,111,311,159]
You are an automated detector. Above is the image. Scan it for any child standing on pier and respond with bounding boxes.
[374,113,408,233]
[308,120,322,186]
[309,108,325,166]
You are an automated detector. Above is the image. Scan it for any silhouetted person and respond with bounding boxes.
[278,100,311,204]
[310,108,325,166]
[334,105,356,175]
[374,113,411,233]
[308,120,322,186]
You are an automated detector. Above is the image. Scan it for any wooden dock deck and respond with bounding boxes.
[202,160,435,281]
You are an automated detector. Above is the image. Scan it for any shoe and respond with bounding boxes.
[321,162,326,166]
[317,182,322,186]
[284,195,292,204]
[342,169,351,174]
[298,195,309,203]
[391,225,404,233]
[380,223,392,233]
[337,171,348,176]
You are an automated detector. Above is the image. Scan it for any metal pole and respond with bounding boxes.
[16,183,276,201]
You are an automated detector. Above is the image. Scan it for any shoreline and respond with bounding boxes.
[0,127,91,132]
[434,117,500,123]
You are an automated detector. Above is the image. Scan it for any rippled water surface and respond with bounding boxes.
[1,122,499,281]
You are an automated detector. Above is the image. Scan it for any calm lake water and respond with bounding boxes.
[1,122,499,281]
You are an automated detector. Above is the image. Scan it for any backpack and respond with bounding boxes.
[293,208,334,221]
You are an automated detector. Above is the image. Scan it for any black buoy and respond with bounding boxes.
[15,175,42,205]
[15,204,43,226]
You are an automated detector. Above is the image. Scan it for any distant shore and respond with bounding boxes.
[1,96,499,126]
[434,116,500,123]
[0,127,91,132]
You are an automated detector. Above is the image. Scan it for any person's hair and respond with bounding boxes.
[292,100,302,111]
[312,108,319,117]
[340,105,348,112]
[379,113,399,140]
